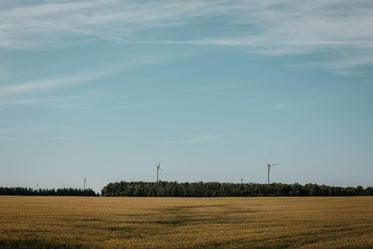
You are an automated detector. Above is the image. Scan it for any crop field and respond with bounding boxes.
[0,196,372,249]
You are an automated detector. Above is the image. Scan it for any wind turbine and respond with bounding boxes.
[156,163,163,183]
[241,178,246,186]
[266,158,279,184]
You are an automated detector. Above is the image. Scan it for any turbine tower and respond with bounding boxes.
[84,178,86,190]
[156,163,162,183]
[266,158,279,184]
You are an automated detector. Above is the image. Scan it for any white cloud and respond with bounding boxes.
[160,139,175,144]
[0,93,117,109]
[0,0,229,49]
[0,95,83,107]
[0,120,18,125]
[1,0,372,72]
[49,136,76,143]
[0,97,55,106]
[137,1,373,71]
[181,82,244,94]
[51,105,88,110]
[161,134,220,144]
[182,138,205,144]
[271,104,288,110]
[0,57,158,97]
[266,98,328,110]
[182,134,220,144]
[0,128,17,135]
[0,68,110,96]
[50,136,67,141]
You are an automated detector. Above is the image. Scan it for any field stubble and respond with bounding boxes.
[0,196,372,248]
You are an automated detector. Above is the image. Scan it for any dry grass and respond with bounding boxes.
[0,196,372,248]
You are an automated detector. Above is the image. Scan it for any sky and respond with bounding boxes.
[1,0,373,193]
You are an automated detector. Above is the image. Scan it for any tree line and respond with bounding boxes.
[102,181,373,197]
[0,187,98,196]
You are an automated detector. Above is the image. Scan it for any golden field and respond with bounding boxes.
[0,196,372,248]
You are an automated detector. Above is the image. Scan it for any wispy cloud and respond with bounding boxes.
[50,136,67,141]
[0,97,56,106]
[129,1,373,72]
[50,136,76,142]
[0,66,115,96]
[271,104,289,110]
[0,93,118,110]
[182,134,220,144]
[344,80,373,91]
[49,136,77,143]
[0,57,158,97]
[181,82,243,94]
[265,98,328,110]
[162,134,220,144]
[1,0,372,72]
[3,0,371,51]
[0,0,228,50]
[51,105,89,110]
[0,95,79,107]
[160,139,175,144]
[0,128,17,135]
[0,120,19,125]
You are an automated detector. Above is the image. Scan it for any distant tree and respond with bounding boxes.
[99,181,373,198]
[0,187,97,196]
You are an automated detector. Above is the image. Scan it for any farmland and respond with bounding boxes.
[1,196,372,248]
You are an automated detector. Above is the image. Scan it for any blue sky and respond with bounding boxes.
[1,0,373,193]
